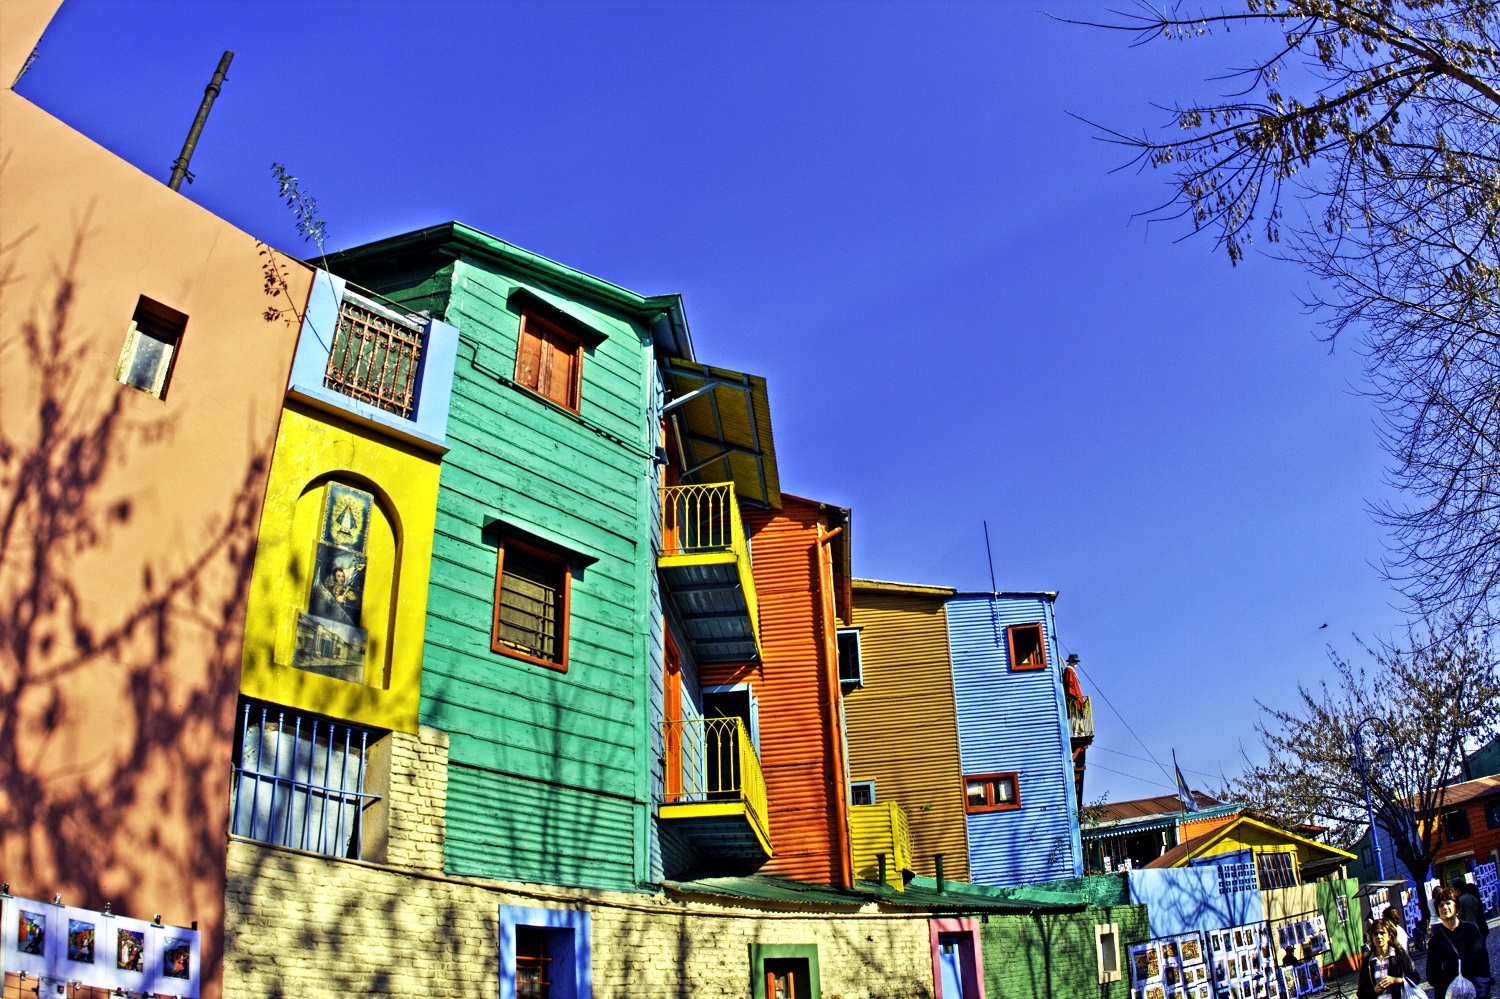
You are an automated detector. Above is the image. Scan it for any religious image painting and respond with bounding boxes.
[294,483,372,682]
[67,919,94,963]
[1181,937,1202,963]
[18,910,44,955]
[163,938,191,979]
[117,928,144,973]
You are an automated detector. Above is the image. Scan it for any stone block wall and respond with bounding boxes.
[223,726,938,998]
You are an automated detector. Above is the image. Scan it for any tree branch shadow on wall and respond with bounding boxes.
[0,216,273,991]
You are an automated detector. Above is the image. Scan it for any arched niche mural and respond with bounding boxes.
[275,476,399,688]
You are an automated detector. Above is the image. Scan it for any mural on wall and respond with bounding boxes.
[295,483,372,681]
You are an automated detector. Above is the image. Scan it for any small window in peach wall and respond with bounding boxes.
[1007,623,1047,671]
[115,296,187,399]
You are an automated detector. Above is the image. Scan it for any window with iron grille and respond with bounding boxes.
[229,701,382,860]
[850,781,875,806]
[323,290,425,418]
[492,536,571,671]
[1255,851,1297,890]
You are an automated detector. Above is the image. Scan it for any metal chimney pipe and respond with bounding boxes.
[877,853,887,889]
[935,854,946,893]
[168,50,234,191]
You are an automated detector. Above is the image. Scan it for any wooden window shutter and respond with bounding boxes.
[515,316,544,392]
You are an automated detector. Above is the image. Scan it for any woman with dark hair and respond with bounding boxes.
[1383,905,1410,951]
[1358,919,1417,998]
[1429,886,1491,998]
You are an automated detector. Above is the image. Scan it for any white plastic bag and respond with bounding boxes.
[1404,982,1428,999]
[1447,975,1478,999]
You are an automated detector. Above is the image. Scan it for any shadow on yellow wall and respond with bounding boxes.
[240,403,441,732]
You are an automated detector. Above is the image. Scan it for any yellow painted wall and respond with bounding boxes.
[240,403,441,732]
[844,583,970,881]
[1196,822,1332,875]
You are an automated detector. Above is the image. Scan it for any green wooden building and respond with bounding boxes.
[328,223,696,891]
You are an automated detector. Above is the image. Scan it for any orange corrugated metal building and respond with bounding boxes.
[701,494,854,886]
[844,579,971,883]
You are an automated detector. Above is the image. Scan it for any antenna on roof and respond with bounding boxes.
[982,520,998,595]
[168,50,234,191]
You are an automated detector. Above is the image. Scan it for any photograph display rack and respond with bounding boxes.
[1470,860,1497,913]
[1128,931,1213,999]
[1206,921,1275,999]
[0,893,199,998]
[1270,909,1330,998]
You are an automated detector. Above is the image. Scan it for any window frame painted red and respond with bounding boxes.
[513,309,584,412]
[963,771,1021,814]
[490,534,572,673]
[1006,622,1048,672]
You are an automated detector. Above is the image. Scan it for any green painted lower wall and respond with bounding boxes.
[980,904,1149,999]
[443,763,639,891]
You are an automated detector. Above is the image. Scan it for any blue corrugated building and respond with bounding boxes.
[947,592,1084,886]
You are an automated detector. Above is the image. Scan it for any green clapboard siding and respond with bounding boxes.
[445,763,638,891]
[337,233,658,892]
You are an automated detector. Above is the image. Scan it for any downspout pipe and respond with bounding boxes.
[168,51,233,191]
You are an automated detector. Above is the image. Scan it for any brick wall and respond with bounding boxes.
[979,905,1150,999]
[223,727,938,998]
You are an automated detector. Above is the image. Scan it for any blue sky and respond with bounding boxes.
[18,1,1411,804]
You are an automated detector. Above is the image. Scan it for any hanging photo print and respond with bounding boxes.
[294,483,372,682]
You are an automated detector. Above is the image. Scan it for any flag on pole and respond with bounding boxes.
[1174,750,1199,812]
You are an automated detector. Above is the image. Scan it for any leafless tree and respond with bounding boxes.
[1083,1,1500,628]
[1232,623,1500,918]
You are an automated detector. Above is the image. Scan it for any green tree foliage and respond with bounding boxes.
[1090,2,1500,627]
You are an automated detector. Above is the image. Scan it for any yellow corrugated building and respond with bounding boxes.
[843,579,970,883]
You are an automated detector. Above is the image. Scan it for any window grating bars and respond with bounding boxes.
[323,291,425,418]
[230,701,379,860]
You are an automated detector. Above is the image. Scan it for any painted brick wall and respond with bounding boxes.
[979,904,1149,999]
[224,722,938,999]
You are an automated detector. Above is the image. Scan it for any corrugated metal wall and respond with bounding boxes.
[948,594,1083,887]
[844,585,970,882]
[406,255,653,890]
[699,496,851,886]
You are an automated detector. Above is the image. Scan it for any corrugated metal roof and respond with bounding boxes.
[664,358,780,509]
[852,578,957,596]
[1085,792,1226,827]
[844,586,971,882]
[663,874,1087,912]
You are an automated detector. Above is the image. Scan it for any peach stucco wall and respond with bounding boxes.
[0,13,312,993]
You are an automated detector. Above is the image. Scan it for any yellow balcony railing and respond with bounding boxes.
[660,482,761,650]
[850,801,913,890]
[1068,695,1094,740]
[661,715,771,855]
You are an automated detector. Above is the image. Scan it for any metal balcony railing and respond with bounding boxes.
[1068,695,1094,740]
[660,482,760,643]
[323,289,425,418]
[661,715,771,848]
